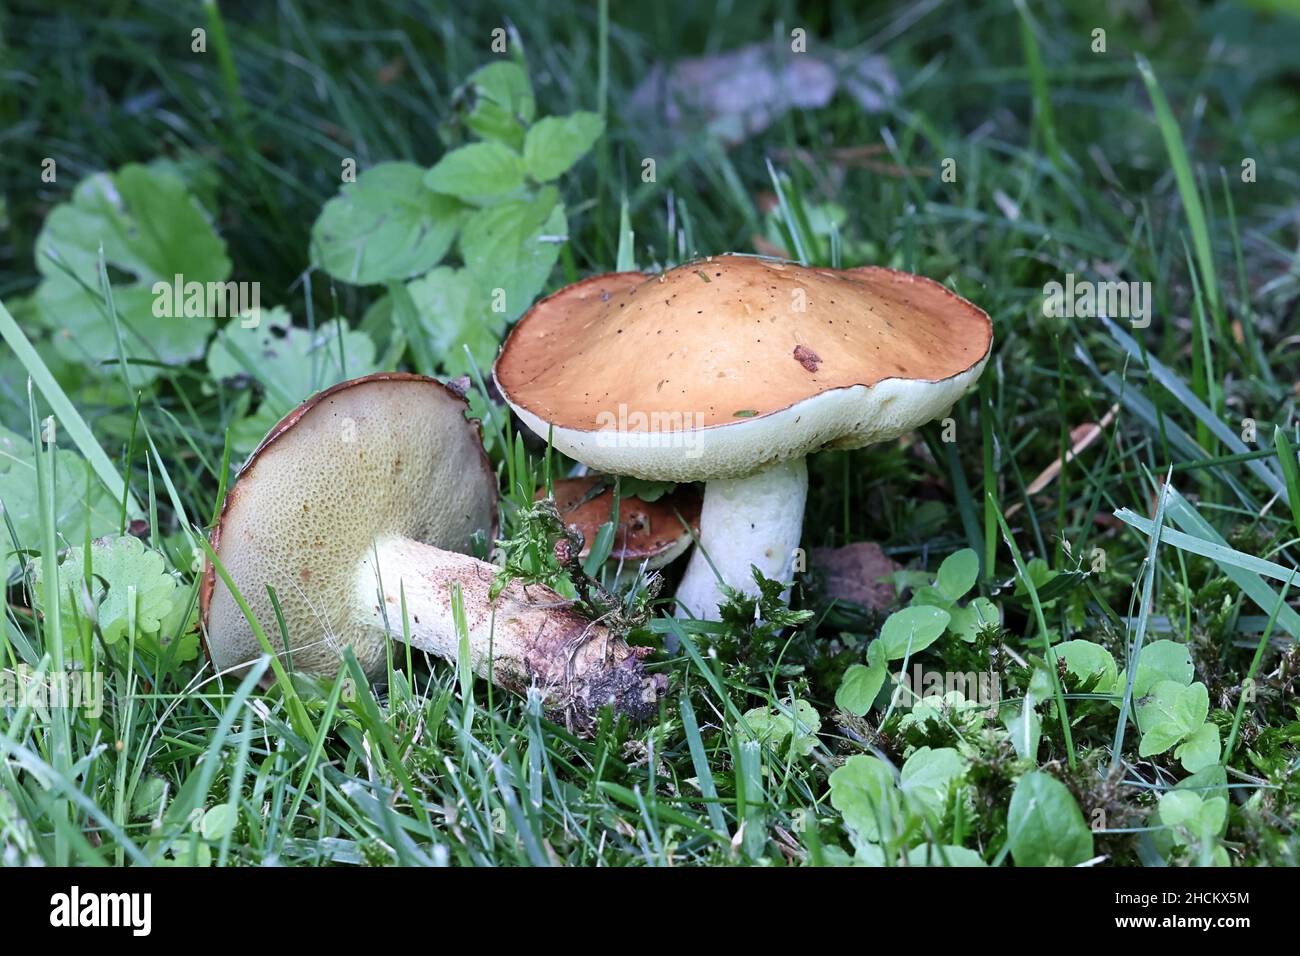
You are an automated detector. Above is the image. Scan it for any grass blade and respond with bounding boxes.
[0,297,141,515]
[1135,54,1221,322]
[1274,425,1300,542]
[1110,472,1172,774]
[992,500,1076,769]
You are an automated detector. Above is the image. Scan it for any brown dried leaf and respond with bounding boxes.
[810,541,899,611]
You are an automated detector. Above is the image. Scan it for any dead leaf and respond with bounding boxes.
[810,541,899,610]
[630,43,896,146]
[1006,403,1118,517]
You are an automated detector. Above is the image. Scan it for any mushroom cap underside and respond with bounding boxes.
[201,373,498,676]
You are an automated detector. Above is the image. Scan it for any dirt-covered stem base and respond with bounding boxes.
[358,537,664,727]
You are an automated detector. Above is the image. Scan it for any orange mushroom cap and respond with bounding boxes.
[495,254,992,481]
[541,476,701,569]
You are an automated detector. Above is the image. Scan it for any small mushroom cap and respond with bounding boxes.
[200,373,497,677]
[494,255,992,481]
[541,477,701,568]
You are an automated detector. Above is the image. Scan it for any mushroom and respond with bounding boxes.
[541,476,701,579]
[200,372,663,724]
[494,255,992,620]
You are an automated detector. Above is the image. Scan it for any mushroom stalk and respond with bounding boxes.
[673,457,808,621]
[358,536,663,724]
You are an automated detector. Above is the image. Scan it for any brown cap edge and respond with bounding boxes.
[492,259,994,436]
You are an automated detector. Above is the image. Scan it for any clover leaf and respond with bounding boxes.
[877,605,950,660]
[1155,790,1229,866]
[1158,790,1226,835]
[1173,721,1221,773]
[738,698,821,759]
[935,548,979,601]
[830,747,969,851]
[835,639,888,716]
[1137,680,1209,758]
[1007,771,1094,867]
[1114,639,1195,704]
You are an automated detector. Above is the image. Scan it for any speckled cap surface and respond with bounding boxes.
[495,255,993,481]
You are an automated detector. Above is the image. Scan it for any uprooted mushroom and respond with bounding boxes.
[200,372,664,727]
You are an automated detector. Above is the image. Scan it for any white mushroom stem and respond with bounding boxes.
[355,536,663,722]
[673,457,808,621]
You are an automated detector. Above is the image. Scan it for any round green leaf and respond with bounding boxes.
[1056,640,1118,690]
[404,266,504,376]
[1174,721,1221,773]
[458,188,566,321]
[899,746,968,815]
[200,804,235,841]
[459,61,535,147]
[1007,771,1094,867]
[836,662,885,717]
[936,549,979,600]
[878,605,951,660]
[829,755,898,843]
[948,596,1000,642]
[908,584,953,609]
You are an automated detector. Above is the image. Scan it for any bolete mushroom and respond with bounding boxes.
[541,476,701,579]
[200,372,663,724]
[494,255,992,620]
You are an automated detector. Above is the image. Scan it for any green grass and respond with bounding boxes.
[1,0,1299,867]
